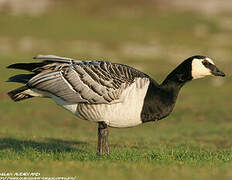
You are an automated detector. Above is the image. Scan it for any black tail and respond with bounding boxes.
[7,62,46,72]
[8,86,33,102]
[7,62,47,102]
[7,74,35,84]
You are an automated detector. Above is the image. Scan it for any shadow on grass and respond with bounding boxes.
[0,137,88,153]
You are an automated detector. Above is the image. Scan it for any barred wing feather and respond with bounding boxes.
[28,60,149,104]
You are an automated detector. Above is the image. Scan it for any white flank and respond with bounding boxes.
[191,58,214,79]
[52,78,150,128]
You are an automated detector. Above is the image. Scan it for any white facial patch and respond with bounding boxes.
[191,58,214,79]
[205,57,215,65]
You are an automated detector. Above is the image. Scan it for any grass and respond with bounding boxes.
[0,1,232,179]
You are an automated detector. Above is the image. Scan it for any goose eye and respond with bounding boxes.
[202,60,211,67]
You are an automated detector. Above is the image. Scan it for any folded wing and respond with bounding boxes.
[27,55,149,104]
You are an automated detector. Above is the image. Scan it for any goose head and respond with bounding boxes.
[191,55,225,79]
[162,55,225,85]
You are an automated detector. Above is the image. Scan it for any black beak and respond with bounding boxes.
[212,67,226,77]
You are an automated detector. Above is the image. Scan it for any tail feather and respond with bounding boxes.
[8,86,33,102]
[7,74,35,84]
[7,62,47,72]
[7,55,75,102]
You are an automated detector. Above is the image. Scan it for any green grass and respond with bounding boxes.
[0,2,232,180]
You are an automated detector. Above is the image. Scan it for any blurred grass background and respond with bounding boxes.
[0,0,232,179]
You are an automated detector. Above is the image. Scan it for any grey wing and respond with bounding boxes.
[28,61,147,104]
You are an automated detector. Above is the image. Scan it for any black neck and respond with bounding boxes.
[159,80,182,103]
[161,76,185,91]
[141,67,192,123]
[141,57,195,123]
[160,65,192,100]
[161,66,192,88]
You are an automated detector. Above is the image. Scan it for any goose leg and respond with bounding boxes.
[104,129,110,154]
[97,122,110,155]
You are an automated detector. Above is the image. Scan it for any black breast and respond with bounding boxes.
[140,80,178,123]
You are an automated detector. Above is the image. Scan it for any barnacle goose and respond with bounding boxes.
[7,55,225,155]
